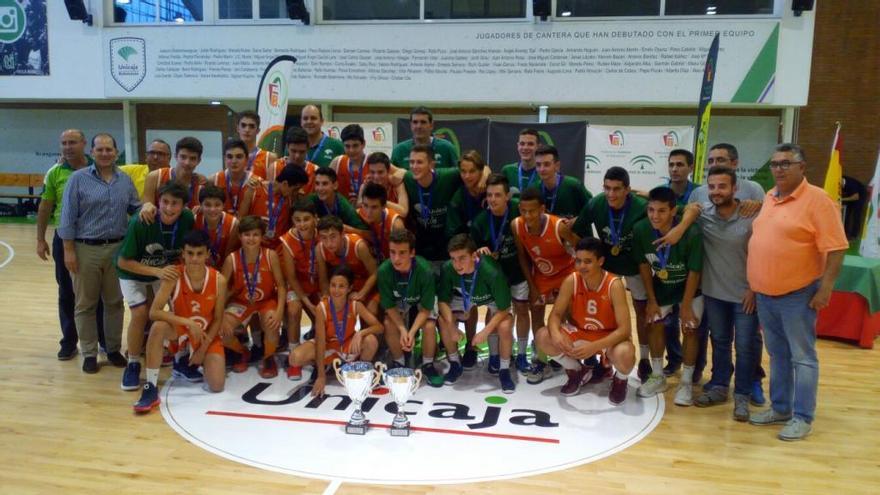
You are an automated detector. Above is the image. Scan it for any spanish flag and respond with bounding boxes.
[823,124,843,202]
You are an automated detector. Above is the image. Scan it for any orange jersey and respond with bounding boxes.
[567,271,619,341]
[157,168,201,210]
[229,247,278,305]
[278,229,320,295]
[356,206,400,262]
[170,265,224,355]
[194,212,237,268]
[270,158,316,196]
[248,163,290,248]
[320,296,358,349]
[336,155,367,204]
[214,170,252,214]
[247,149,271,179]
[321,233,369,291]
[514,214,575,279]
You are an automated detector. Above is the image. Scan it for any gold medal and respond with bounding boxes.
[611,245,621,256]
[657,269,669,280]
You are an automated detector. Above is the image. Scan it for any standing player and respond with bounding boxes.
[301,104,344,168]
[633,187,704,406]
[212,139,256,215]
[445,150,487,238]
[438,235,516,393]
[235,110,278,179]
[315,215,379,316]
[141,137,205,215]
[239,162,310,249]
[289,266,384,397]
[391,106,459,169]
[194,185,239,268]
[357,183,406,263]
[330,124,369,204]
[533,144,591,218]
[500,128,541,197]
[133,230,228,413]
[535,237,635,403]
[219,216,287,377]
[359,151,409,217]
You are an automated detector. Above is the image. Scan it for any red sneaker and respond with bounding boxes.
[560,366,592,396]
[286,365,303,381]
[609,375,629,405]
[259,356,278,378]
[232,349,251,373]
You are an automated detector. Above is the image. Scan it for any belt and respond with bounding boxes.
[75,238,123,245]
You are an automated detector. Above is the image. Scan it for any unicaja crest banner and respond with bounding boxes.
[255,55,296,156]
[693,33,720,184]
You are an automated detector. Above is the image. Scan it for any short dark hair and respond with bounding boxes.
[486,173,510,193]
[223,138,249,156]
[575,236,606,259]
[175,136,204,158]
[648,186,677,209]
[710,143,739,161]
[459,150,486,171]
[447,233,476,254]
[316,215,344,233]
[158,182,188,203]
[410,144,434,162]
[669,149,694,166]
[340,124,365,144]
[285,126,309,147]
[535,144,559,161]
[706,165,738,185]
[315,167,338,183]
[183,229,210,249]
[199,184,226,204]
[91,133,117,150]
[292,198,317,216]
[519,128,540,141]
[362,182,388,205]
[410,106,433,122]
[604,166,630,188]
[236,110,260,127]
[388,228,416,250]
[519,187,544,205]
[238,215,265,234]
[330,265,355,286]
[366,151,391,169]
[277,163,310,187]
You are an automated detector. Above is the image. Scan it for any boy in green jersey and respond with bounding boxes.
[309,167,371,236]
[533,144,591,218]
[499,128,541,197]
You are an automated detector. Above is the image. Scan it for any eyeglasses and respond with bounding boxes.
[769,160,802,170]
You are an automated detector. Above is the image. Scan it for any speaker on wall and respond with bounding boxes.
[286,0,311,25]
[533,0,551,20]
[64,0,93,25]
[792,0,815,16]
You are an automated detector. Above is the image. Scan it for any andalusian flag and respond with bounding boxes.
[823,123,843,202]
[859,149,880,258]
[693,33,720,184]
[255,55,297,156]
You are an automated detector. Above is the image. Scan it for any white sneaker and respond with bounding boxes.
[637,374,667,398]
[674,381,693,406]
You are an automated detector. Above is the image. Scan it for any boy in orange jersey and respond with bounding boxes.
[134,230,228,413]
[219,216,287,378]
[535,237,635,403]
[140,137,206,218]
[357,182,406,263]
[268,126,318,195]
[315,216,379,316]
[194,185,239,268]
[330,124,369,205]
[358,151,409,217]
[234,110,278,179]
[211,139,260,215]
[238,162,309,249]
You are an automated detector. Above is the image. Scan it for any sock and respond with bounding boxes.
[517,338,528,356]
[488,334,499,355]
[640,344,650,361]
[288,341,299,353]
[394,356,406,366]
[146,368,159,386]
[448,352,460,363]
[422,356,434,367]
[499,358,510,370]
[128,354,141,364]
[615,370,628,380]
[681,365,695,384]
[651,357,663,376]
[552,354,581,371]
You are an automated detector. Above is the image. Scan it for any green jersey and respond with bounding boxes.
[308,133,344,168]
[404,168,463,261]
[500,162,541,198]
[437,255,511,311]
[377,256,436,311]
[446,187,486,238]
[308,192,369,231]
[572,193,647,277]
[391,137,459,170]
[538,175,592,218]
[116,209,195,282]
[470,200,525,285]
[41,158,94,225]
[632,218,703,306]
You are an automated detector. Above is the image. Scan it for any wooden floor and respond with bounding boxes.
[1,223,878,495]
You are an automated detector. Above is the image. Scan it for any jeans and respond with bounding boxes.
[704,295,762,396]
[664,305,708,373]
[756,281,820,423]
[52,232,105,351]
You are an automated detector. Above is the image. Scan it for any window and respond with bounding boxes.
[322,0,420,21]
[556,0,660,17]
[113,0,204,23]
[425,0,526,19]
[216,0,288,19]
[664,0,775,16]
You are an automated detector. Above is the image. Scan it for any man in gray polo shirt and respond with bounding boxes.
[688,143,765,204]
[689,166,764,421]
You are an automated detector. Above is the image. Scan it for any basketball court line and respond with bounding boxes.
[206,410,561,444]
[0,241,14,269]
[322,480,341,495]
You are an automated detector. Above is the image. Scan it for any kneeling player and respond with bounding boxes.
[134,230,227,413]
[219,215,287,377]
[438,234,515,393]
[535,237,634,404]
[290,266,384,396]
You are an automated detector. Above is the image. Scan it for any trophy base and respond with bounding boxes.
[389,425,411,437]
[345,421,369,435]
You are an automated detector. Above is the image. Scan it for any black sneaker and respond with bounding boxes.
[249,345,264,363]
[57,346,78,361]
[106,351,127,368]
[487,354,500,375]
[549,360,562,371]
[444,361,464,385]
[133,383,160,414]
[82,356,99,374]
[637,359,652,382]
[461,348,478,370]
[499,368,515,394]
[422,363,444,387]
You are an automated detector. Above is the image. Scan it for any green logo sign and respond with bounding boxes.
[538,131,556,147]
[0,0,26,44]
[434,127,460,155]
[117,46,138,61]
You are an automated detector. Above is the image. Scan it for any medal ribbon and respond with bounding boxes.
[240,248,262,302]
[349,155,365,202]
[607,197,630,249]
[416,171,436,225]
[488,206,509,253]
[226,171,247,212]
[460,260,481,312]
[267,180,284,236]
[329,297,349,345]
[307,134,328,163]
[542,173,562,213]
[518,161,537,193]
[297,233,317,283]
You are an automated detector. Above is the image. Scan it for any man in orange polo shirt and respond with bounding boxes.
[746,143,847,441]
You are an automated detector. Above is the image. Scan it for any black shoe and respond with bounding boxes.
[82,356,99,374]
[637,359,652,382]
[106,351,127,368]
[461,348,478,370]
[250,346,264,363]
[549,360,562,371]
[303,329,315,340]
[57,346,78,361]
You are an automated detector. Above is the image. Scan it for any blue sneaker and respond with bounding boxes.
[121,361,141,391]
[750,380,766,406]
[444,361,463,385]
[515,354,531,373]
[133,383,160,414]
[499,368,515,394]
[172,358,204,383]
[487,354,500,375]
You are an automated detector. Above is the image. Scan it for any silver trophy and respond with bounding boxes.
[382,366,423,437]
[333,359,382,435]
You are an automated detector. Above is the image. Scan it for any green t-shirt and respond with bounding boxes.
[573,193,648,277]
[116,209,195,282]
[500,162,541,198]
[470,200,525,285]
[308,133,344,168]
[631,218,703,306]
[377,256,436,311]
[537,175,592,218]
[403,168,463,261]
[391,137,459,170]
[445,187,486,238]
[437,255,511,311]
[42,158,94,225]
[308,192,369,230]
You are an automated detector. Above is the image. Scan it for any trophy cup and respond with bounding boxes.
[382,366,423,437]
[333,359,382,435]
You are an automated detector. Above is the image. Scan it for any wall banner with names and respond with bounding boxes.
[323,122,394,157]
[585,125,695,194]
[396,118,490,161]
[489,121,587,178]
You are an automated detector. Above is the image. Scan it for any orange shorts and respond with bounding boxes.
[226,298,276,324]
[534,268,573,301]
[174,326,225,356]
[321,339,356,366]
[560,322,614,344]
